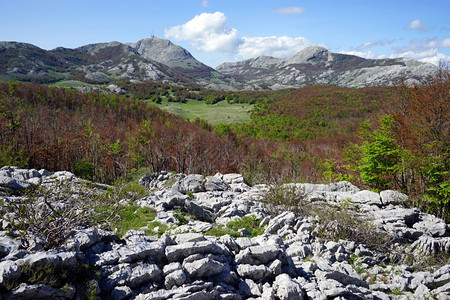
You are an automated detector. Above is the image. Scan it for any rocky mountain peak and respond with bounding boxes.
[285,46,331,65]
[128,37,195,67]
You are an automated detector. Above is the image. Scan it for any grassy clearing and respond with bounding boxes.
[148,98,253,125]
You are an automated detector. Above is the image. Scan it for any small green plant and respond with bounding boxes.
[392,286,403,295]
[114,204,157,237]
[186,191,194,200]
[204,215,265,238]
[226,215,265,237]
[204,224,240,238]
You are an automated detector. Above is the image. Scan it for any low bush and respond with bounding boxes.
[261,184,393,253]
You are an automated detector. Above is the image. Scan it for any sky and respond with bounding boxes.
[1,0,449,68]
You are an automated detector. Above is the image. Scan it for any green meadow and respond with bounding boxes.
[147,98,253,125]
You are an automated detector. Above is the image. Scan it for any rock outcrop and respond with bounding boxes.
[0,166,449,299]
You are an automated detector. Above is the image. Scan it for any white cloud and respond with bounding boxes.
[273,7,305,15]
[238,36,311,59]
[419,53,450,66]
[356,39,394,51]
[164,12,240,53]
[201,0,208,7]
[164,12,312,59]
[391,48,450,66]
[406,19,429,32]
[376,37,450,66]
[339,50,385,60]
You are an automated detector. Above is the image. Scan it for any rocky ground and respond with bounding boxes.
[0,166,449,299]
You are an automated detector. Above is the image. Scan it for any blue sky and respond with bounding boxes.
[1,0,449,67]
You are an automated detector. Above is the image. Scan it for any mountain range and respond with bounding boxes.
[0,37,437,90]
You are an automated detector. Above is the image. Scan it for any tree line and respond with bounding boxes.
[1,67,448,220]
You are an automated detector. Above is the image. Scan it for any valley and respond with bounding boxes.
[0,36,448,299]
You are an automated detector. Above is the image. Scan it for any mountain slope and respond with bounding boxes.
[216,46,437,89]
[0,40,437,90]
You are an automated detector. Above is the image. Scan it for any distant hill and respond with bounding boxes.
[216,46,437,89]
[0,39,437,90]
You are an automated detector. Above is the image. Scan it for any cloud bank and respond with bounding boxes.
[165,12,312,61]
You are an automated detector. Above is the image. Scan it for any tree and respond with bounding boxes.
[355,115,401,191]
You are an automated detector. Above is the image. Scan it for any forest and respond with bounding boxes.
[0,68,448,220]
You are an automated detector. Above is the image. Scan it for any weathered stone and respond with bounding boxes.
[185,200,213,222]
[8,283,59,299]
[117,240,166,263]
[273,274,304,300]
[379,190,408,206]
[236,264,271,281]
[205,175,230,192]
[101,263,162,292]
[111,285,133,300]
[165,269,187,289]
[0,260,21,284]
[268,259,282,276]
[411,235,450,255]
[163,262,182,275]
[350,190,382,206]
[413,214,448,237]
[222,174,245,185]
[173,233,207,244]
[65,227,100,250]
[128,263,162,288]
[318,279,349,297]
[19,251,77,269]
[173,174,206,194]
[0,175,30,191]
[235,245,280,265]
[265,211,295,234]
[315,269,368,288]
[165,240,224,262]
[218,234,240,253]
[184,257,224,278]
[286,242,311,260]
[0,236,21,257]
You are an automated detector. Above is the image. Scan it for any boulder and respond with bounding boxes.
[273,274,304,300]
[184,257,225,278]
[165,240,224,262]
[204,175,230,191]
[265,211,296,234]
[173,174,206,194]
[379,190,408,206]
[237,264,271,282]
[165,269,187,289]
[235,245,281,265]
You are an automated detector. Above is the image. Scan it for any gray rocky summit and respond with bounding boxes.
[0,166,449,299]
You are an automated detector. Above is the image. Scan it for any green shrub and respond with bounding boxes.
[261,184,393,253]
[0,262,101,295]
[0,144,29,168]
[74,158,95,181]
[262,184,311,217]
